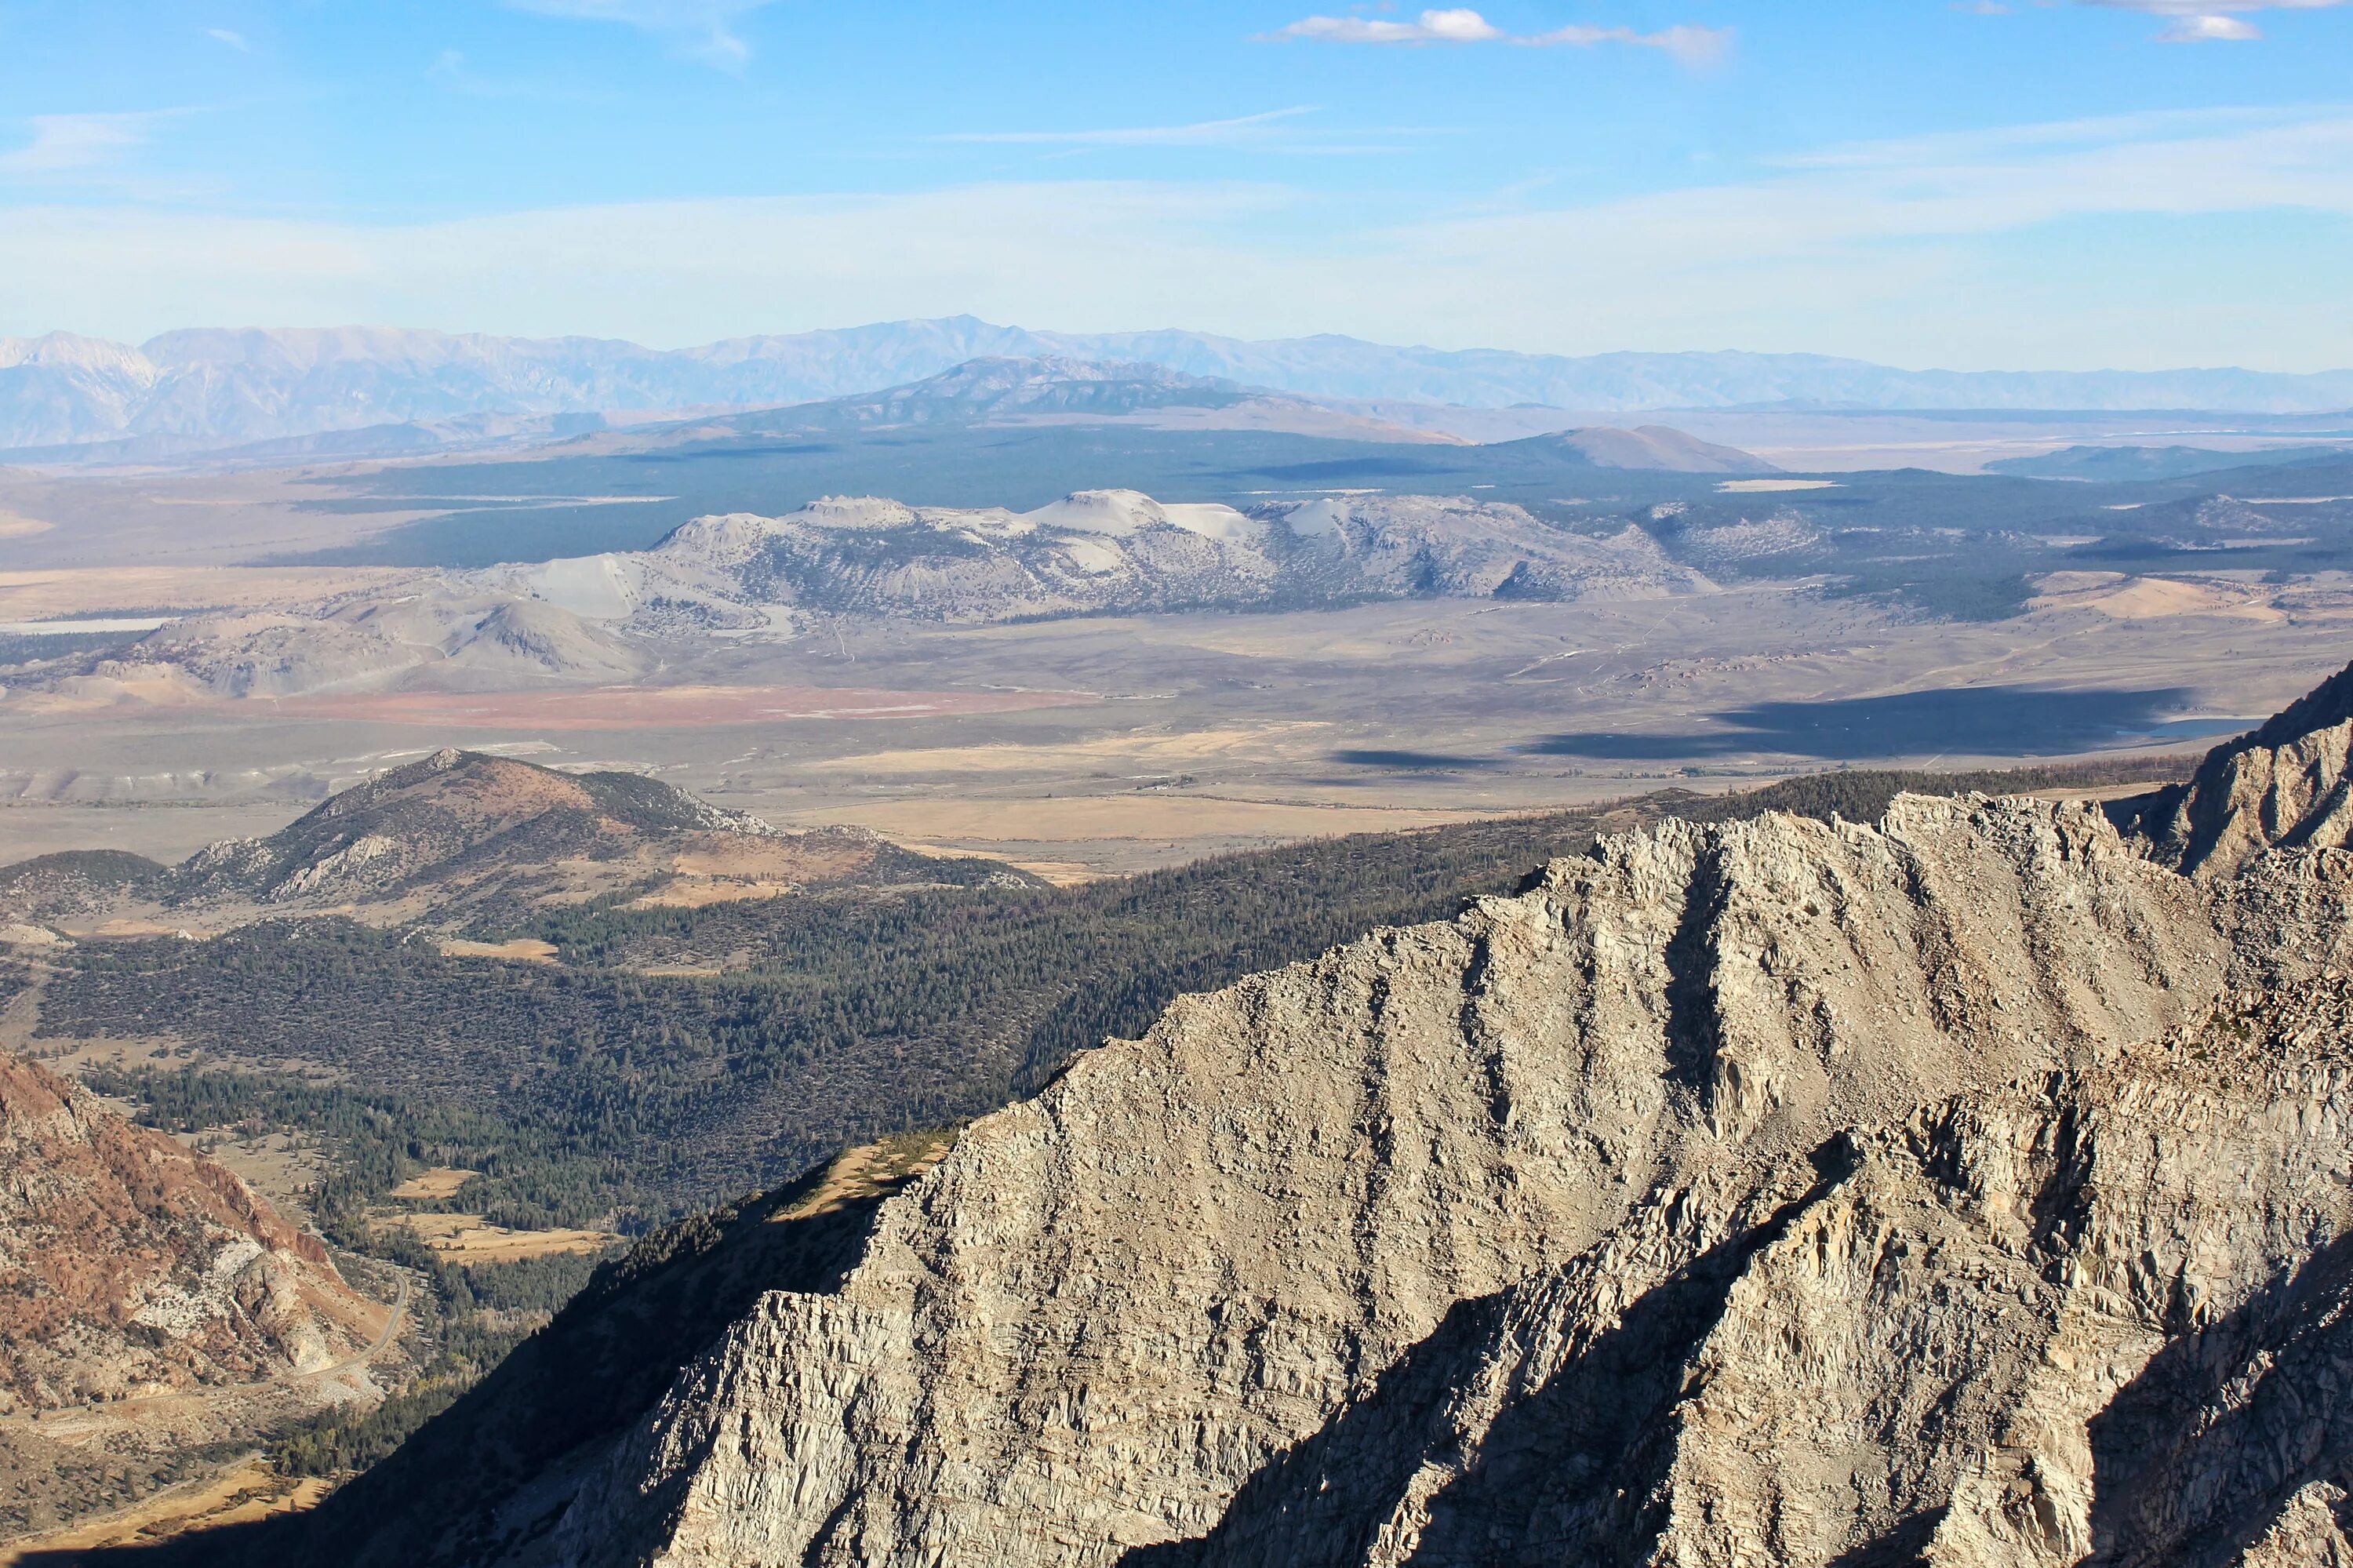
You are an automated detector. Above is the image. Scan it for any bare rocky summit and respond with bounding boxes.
[2137,657,2353,878]
[161,660,2353,1567]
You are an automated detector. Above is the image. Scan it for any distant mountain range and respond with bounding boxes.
[4,318,2350,460]
[612,357,1772,469]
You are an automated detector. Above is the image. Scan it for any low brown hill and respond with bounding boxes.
[2,749,1033,932]
[0,1049,379,1413]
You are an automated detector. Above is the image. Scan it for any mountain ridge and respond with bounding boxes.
[7,318,2351,457]
[119,659,2353,1568]
[0,1048,383,1414]
[5,488,1726,703]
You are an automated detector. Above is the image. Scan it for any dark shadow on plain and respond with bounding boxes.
[1329,749,1504,772]
[1529,685,2222,762]
[1243,457,1470,482]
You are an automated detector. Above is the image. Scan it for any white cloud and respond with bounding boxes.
[1272,8,1502,44]
[2081,0,2351,39]
[2084,0,2346,11]
[205,27,251,51]
[4,109,2351,369]
[0,114,152,176]
[1520,24,1733,66]
[1271,9,1729,64]
[2158,14,2266,35]
[939,109,1320,150]
[506,0,781,66]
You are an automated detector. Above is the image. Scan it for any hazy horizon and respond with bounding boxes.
[7,315,2353,384]
[5,4,2352,370]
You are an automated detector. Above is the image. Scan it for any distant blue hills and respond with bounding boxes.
[3,316,2350,458]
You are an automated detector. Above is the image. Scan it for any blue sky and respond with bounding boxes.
[1,1,2349,369]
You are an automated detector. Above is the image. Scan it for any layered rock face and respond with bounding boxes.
[304,658,2353,1567]
[0,1050,380,1412]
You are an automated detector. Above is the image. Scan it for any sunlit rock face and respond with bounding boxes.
[290,660,2353,1568]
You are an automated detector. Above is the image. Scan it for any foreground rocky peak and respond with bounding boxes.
[220,662,2353,1568]
[0,1049,380,1413]
[535,796,2235,1567]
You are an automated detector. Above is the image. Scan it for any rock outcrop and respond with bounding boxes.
[2144,657,2353,877]
[24,486,1720,706]
[628,490,1714,624]
[212,659,2353,1567]
[0,1050,380,1413]
[538,793,2244,1568]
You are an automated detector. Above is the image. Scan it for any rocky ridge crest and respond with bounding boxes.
[227,660,2353,1567]
[613,489,1715,626]
[2144,657,2353,877]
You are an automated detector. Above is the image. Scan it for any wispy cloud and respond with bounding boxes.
[2084,0,2348,10]
[205,27,250,51]
[1766,106,2287,169]
[0,113,155,176]
[1521,23,1733,66]
[2080,0,2353,42]
[1267,9,1731,65]
[1270,8,1501,44]
[428,49,604,101]
[2158,14,2265,36]
[505,0,781,67]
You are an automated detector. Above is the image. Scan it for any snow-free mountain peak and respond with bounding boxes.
[9,318,2353,459]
